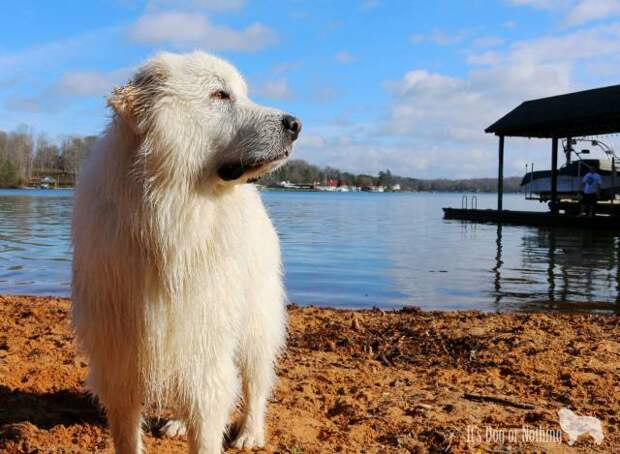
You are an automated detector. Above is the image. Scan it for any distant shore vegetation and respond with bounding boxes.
[0,126,521,192]
[0,126,95,188]
[260,160,522,193]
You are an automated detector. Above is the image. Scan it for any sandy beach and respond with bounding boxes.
[0,295,618,453]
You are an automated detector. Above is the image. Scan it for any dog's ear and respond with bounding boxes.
[108,67,166,134]
[108,83,141,131]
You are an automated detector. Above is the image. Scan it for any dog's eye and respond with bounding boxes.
[211,90,231,100]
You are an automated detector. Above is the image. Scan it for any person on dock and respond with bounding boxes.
[581,167,602,217]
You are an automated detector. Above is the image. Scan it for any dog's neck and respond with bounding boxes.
[103,119,247,248]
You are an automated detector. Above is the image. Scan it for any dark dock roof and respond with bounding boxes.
[486,84,620,138]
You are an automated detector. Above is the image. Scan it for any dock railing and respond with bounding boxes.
[461,195,478,209]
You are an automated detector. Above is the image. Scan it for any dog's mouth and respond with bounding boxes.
[217,162,263,181]
[217,151,290,182]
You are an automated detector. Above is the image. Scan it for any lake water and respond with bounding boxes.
[1,189,619,313]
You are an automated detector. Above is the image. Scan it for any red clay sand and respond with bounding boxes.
[0,295,618,453]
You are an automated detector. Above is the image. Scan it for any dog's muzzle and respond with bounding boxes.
[218,114,301,182]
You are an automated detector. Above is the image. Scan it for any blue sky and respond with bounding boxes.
[1,0,620,178]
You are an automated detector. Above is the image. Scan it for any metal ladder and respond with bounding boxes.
[461,194,478,209]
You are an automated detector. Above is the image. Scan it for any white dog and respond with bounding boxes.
[72,51,301,454]
[558,408,604,446]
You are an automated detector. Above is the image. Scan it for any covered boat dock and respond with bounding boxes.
[443,84,620,229]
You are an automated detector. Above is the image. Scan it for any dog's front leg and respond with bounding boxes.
[184,357,238,454]
[108,403,144,454]
[232,303,285,449]
[101,389,144,454]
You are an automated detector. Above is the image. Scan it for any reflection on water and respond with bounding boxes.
[0,189,618,312]
[0,189,72,295]
[493,225,620,311]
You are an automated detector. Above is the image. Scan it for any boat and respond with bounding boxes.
[521,139,620,202]
[39,176,57,189]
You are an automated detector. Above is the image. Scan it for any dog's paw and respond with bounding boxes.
[159,419,187,438]
[230,427,265,449]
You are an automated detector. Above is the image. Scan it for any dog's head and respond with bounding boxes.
[108,51,301,188]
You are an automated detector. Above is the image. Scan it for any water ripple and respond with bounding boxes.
[0,189,618,312]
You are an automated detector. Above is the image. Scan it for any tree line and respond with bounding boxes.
[0,126,96,188]
[259,159,522,192]
[0,126,521,192]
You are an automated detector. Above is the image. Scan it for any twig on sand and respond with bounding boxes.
[463,393,536,410]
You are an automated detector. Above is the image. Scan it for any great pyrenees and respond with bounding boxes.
[72,51,301,453]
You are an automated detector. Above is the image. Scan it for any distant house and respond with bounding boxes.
[40,176,57,189]
[315,178,339,192]
[392,184,401,192]
[279,180,298,189]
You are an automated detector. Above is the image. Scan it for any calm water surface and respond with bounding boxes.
[1,189,619,312]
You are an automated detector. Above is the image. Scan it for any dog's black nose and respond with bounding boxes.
[282,114,302,141]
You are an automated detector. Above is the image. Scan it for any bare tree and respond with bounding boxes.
[34,134,60,171]
[11,125,35,183]
[60,135,96,183]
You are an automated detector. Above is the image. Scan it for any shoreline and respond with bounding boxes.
[0,187,525,194]
[0,295,618,452]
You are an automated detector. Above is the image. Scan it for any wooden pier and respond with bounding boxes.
[443,208,620,230]
[443,84,620,229]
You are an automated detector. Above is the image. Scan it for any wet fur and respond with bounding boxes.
[72,52,294,453]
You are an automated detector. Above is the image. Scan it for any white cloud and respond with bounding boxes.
[505,23,620,65]
[272,61,304,74]
[335,51,356,63]
[148,0,246,11]
[55,69,132,96]
[4,96,57,114]
[4,68,133,113]
[409,30,468,46]
[301,22,620,179]
[253,78,294,100]
[290,11,311,19]
[431,30,467,45]
[391,24,620,175]
[507,0,620,25]
[0,27,118,72]
[56,72,111,97]
[0,28,125,116]
[183,0,246,9]
[565,0,620,25]
[297,133,326,149]
[467,51,499,65]
[472,36,505,48]
[361,0,380,9]
[507,0,571,9]
[128,12,277,52]
[294,124,494,179]
[0,77,20,90]
[313,86,338,103]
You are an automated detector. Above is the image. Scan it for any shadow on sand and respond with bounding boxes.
[0,386,105,430]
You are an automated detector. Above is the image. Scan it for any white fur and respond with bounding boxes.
[72,52,297,454]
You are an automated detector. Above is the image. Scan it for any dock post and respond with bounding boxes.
[551,137,559,214]
[498,135,505,211]
[612,157,616,212]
